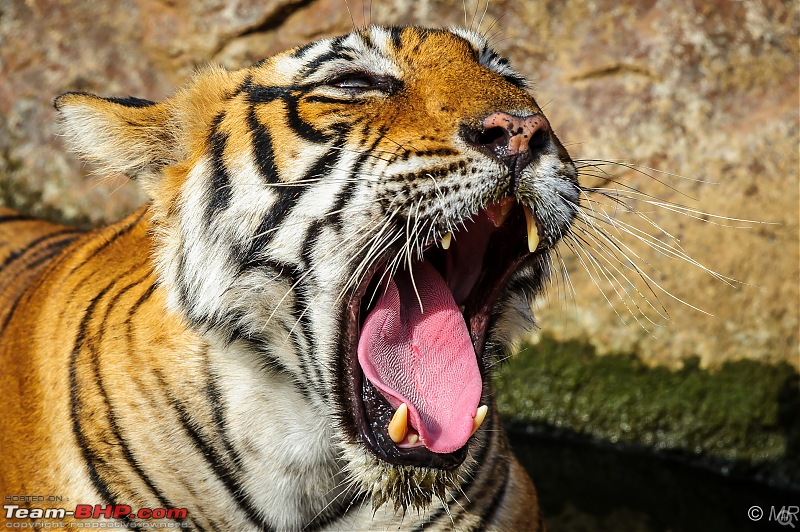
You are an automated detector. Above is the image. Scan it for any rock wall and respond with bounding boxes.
[1,0,797,368]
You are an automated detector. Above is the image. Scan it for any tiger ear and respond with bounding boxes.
[54,92,177,183]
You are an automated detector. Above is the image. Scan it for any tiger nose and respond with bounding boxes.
[462,111,551,163]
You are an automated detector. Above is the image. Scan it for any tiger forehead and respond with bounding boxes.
[258,26,513,87]
[383,27,480,66]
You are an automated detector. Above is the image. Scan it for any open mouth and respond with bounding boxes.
[342,197,544,470]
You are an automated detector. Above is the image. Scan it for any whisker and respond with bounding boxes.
[476,0,491,33]
[571,223,670,323]
[576,158,720,185]
[481,11,506,41]
[569,229,664,328]
[576,204,739,287]
[562,237,632,326]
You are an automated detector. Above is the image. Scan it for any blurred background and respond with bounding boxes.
[1,0,797,530]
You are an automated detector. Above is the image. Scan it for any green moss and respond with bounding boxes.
[495,334,800,486]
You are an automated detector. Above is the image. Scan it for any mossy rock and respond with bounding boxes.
[495,334,800,488]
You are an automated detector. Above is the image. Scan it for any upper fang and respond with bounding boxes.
[523,206,540,253]
[441,232,452,250]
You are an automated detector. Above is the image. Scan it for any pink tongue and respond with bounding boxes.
[357,262,482,454]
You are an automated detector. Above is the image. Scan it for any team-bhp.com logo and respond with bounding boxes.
[4,503,188,527]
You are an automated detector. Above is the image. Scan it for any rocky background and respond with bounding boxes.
[2,0,798,526]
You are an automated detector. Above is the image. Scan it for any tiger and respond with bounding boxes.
[0,25,579,530]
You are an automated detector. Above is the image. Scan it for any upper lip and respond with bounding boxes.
[338,199,542,469]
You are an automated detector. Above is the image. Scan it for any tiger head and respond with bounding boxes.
[55,26,578,513]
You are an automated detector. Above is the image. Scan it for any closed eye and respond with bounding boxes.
[332,76,376,89]
[325,73,402,94]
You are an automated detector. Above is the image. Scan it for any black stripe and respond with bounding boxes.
[204,357,244,465]
[503,73,528,89]
[119,280,208,530]
[284,93,331,143]
[297,51,340,77]
[174,251,196,321]
[358,30,374,51]
[0,214,35,224]
[153,368,275,531]
[0,229,79,272]
[92,272,187,523]
[298,218,326,281]
[290,41,317,58]
[0,235,80,337]
[244,81,333,142]
[247,107,279,182]
[66,209,147,282]
[231,73,253,99]
[242,189,302,269]
[295,219,325,389]
[241,142,345,269]
[228,325,296,377]
[16,235,79,272]
[226,258,313,399]
[125,280,157,335]
[104,96,156,108]
[234,258,317,395]
[125,284,261,526]
[326,132,383,234]
[70,278,130,512]
[207,112,232,221]
[303,95,363,105]
[244,84,291,104]
[389,26,403,49]
[298,36,347,77]
[66,212,149,503]
[475,456,513,528]
[0,287,26,338]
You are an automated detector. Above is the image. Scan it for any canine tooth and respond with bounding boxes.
[524,206,540,253]
[441,232,452,250]
[471,405,489,436]
[388,403,409,443]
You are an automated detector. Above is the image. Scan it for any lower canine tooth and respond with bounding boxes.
[471,405,489,436]
[524,206,540,253]
[441,232,452,250]
[388,403,409,443]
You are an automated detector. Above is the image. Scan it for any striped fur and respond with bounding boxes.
[0,26,578,530]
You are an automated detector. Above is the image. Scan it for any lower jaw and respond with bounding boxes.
[339,441,472,513]
[357,369,471,470]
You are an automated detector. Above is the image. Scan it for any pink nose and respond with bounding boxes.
[481,112,550,156]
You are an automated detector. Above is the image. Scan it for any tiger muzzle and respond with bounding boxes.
[460,111,553,187]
